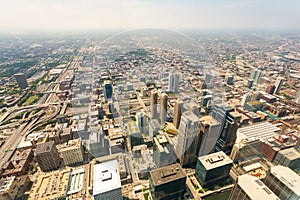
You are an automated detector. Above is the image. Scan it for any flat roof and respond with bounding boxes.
[270,165,300,196]
[67,168,85,195]
[237,122,280,143]
[93,159,121,195]
[278,147,300,160]
[35,141,55,154]
[198,151,233,170]
[238,174,280,200]
[150,163,186,186]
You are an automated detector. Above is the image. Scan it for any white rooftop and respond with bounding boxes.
[93,159,121,196]
[238,174,280,200]
[237,122,280,143]
[198,151,233,170]
[270,165,300,196]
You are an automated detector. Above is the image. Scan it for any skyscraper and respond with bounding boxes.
[136,111,147,133]
[212,104,241,153]
[295,89,300,104]
[241,93,252,107]
[198,115,221,156]
[103,80,113,101]
[266,85,276,95]
[160,93,168,124]
[150,163,186,200]
[250,69,263,85]
[173,100,183,129]
[93,159,122,200]
[274,77,284,95]
[229,174,280,200]
[153,134,178,167]
[14,73,28,89]
[150,90,158,119]
[35,141,60,171]
[263,165,300,200]
[168,73,179,93]
[175,111,200,167]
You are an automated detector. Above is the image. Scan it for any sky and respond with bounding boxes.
[0,0,300,31]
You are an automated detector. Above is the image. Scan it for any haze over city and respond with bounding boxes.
[1,0,300,31]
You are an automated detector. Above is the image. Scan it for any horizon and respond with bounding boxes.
[1,0,300,32]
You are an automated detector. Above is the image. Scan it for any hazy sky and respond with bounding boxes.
[1,0,300,31]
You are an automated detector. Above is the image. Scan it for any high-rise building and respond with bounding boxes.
[198,115,222,156]
[56,138,84,166]
[103,80,113,101]
[150,90,158,119]
[136,111,147,133]
[264,165,300,200]
[241,93,253,107]
[195,151,233,187]
[168,73,179,93]
[212,104,241,153]
[160,93,168,124]
[0,176,19,200]
[229,174,280,200]
[14,73,28,89]
[295,138,300,152]
[295,89,300,104]
[274,77,284,95]
[250,69,264,85]
[247,79,254,89]
[149,119,161,138]
[93,159,122,200]
[173,100,183,129]
[225,75,234,85]
[266,85,276,95]
[35,141,60,171]
[150,163,186,200]
[153,134,178,167]
[175,111,200,167]
[273,147,300,172]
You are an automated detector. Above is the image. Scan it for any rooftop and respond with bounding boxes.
[198,151,233,170]
[270,165,300,196]
[237,122,280,143]
[238,174,280,200]
[35,141,55,154]
[93,159,121,195]
[150,163,186,186]
[56,138,82,151]
[277,147,300,160]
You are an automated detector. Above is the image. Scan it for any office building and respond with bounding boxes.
[153,134,178,167]
[241,93,252,107]
[103,80,113,100]
[236,122,280,144]
[35,141,60,171]
[212,104,241,153]
[93,159,122,200]
[168,73,179,93]
[195,151,233,187]
[150,163,186,200]
[274,77,284,95]
[160,93,168,124]
[295,89,300,104]
[225,75,234,85]
[57,138,84,166]
[264,165,300,200]
[28,168,71,200]
[173,100,183,129]
[295,138,300,152]
[229,174,280,200]
[266,85,276,95]
[247,79,254,89]
[273,147,300,172]
[198,115,222,156]
[14,73,28,89]
[150,90,158,118]
[136,111,147,134]
[149,119,161,138]
[250,69,264,85]
[175,111,200,167]
[0,176,18,200]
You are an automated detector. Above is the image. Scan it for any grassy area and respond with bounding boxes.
[143,192,150,200]
[23,95,39,106]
